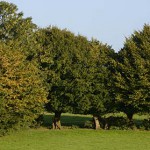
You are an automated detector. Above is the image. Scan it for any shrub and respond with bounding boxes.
[84,120,93,129]
[143,118,150,130]
[99,116,128,130]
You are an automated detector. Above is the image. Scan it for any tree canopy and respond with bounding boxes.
[113,24,150,121]
[0,42,47,135]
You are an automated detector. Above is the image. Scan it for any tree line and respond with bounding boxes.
[0,1,149,135]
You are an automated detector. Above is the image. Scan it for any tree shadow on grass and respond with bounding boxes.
[42,113,92,129]
[42,113,148,130]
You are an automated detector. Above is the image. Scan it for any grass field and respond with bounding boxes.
[0,113,149,150]
[0,129,149,150]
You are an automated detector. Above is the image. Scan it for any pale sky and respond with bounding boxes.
[3,0,150,51]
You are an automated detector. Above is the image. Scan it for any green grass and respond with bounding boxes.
[0,113,149,150]
[0,129,149,150]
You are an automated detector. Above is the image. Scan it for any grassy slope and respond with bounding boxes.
[0,129,150,150]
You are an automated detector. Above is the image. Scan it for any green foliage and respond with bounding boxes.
[113,24,150,120]
[0,1,38,59]
[69,35,94,114]
[99,116,128,130]
[36,27,95,116]
[36,27,78,114]
[143,118,150,130]
[0,42,47,135]
[87,40,115,116]
[0,1,36,41]
[84,120,93,128]
[71,38,116,118]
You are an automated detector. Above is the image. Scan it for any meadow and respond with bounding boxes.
[0,113,149,150]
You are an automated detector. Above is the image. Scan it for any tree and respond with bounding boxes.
[113,24,150,124]
[36,27,80,129]
[0,2,48,135]
[0,1,37,59]
[0,42,47,135]
[89,40,116,129]
[72,38,115,129]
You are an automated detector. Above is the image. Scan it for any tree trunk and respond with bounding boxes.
[93,115,100,130]
[52,112,61,130]
[126,113,133,122]
[126,113,136,129]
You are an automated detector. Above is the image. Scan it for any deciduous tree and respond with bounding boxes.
[0,42,47,135]
[113,24,150,124]
[36,27,79,129]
